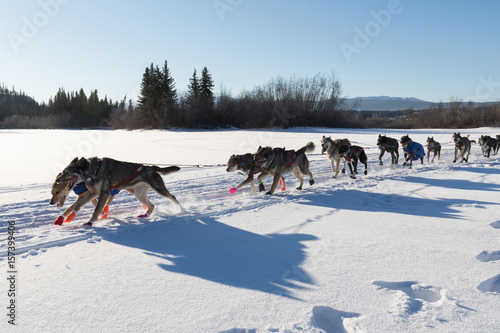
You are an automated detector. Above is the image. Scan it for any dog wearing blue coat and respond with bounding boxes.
[400,135,425,168]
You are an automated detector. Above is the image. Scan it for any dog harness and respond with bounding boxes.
[110,166,143,190]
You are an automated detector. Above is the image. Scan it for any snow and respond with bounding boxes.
[1,128,499,332]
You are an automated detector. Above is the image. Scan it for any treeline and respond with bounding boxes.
[2,65,500,129]
[0,84,46,127]
[0,84,116,128]
[110,61,350,129]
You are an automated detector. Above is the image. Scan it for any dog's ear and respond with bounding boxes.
[71,157,78,164]
[322,135,325,139]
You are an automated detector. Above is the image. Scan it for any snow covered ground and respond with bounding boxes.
[1,128,499,332]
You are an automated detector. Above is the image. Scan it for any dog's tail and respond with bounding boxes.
[151,165,181,175]
[297,141,315,155]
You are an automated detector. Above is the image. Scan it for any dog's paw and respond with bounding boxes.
[54,216,64,226]
[309,179,314,186]
[65,211,76,222]
[259,183,265,192]
[265,191,274,195]
[296,186,303,190]
[229,187,238,194]
[82,221,93,227]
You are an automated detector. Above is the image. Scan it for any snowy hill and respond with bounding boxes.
[1,128,499,332]
[345,96,497,111]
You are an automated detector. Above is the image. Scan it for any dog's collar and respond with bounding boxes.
[85,160,102,183]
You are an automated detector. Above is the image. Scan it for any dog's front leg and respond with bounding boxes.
[257,171,270,192]
[379,149,384,165]
[266,174,282,195]
[347,162,356,179]
[87,189,111,226]
[329,157,337,178]
[237,171,255,191]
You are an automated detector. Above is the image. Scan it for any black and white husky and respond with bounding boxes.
[478,135,498,158]
[339,145,368,179]
[377,134,399,165]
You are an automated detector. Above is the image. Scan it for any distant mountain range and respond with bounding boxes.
[344,96,497,111]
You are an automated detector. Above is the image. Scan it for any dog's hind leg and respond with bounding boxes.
[299,164,314,186]
[291,168,305,190]
[149,176,181,212]
[133,182,155,217]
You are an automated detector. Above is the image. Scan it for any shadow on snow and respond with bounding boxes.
[104,216,317,300]
[300,189,494,219]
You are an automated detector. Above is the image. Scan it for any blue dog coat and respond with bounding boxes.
[403,142,425,160]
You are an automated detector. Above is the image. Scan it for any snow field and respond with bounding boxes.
[1,128,499,332]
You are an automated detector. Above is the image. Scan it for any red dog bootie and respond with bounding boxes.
[65,211,77,222]
[100,205,110,219]
[54,215,64,226]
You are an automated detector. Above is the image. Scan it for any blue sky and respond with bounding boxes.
[1,0,499,104]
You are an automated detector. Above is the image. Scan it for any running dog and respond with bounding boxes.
[400,135,425,167]
[50,177,127,225]
[55,157,181,226]
[377,134,399,165]
[452,132,471,163]
[340,145,367,179]
[426,137,441,163]
[226,153,285,194]
[478,135,498,158]
[320,136,351,178]
[254,142,315,195]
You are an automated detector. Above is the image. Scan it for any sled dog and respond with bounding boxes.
[340,145,368,179]
[478,135,498,158]
[377,135,399,165]
[426,137,441,163]
[452,133,471,163]
[55,157,181,226]
[226,153,285,194]
[320,136,351,178]
[254,142,315,195]
[400,135,425,167]
[50,177,126,225]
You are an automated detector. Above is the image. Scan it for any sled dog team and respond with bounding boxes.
[50,133,500,227]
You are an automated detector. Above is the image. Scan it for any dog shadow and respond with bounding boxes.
[104,216,317,300]
[404,175,500,192]
[299,189,494,220]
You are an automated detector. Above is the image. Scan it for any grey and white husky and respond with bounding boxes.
[55,157,181,226]
[478,135,498,158]
[452,132,471,163]
[254,142,315,195]
[226,153,285,194]
[426,137,441,163]
[320,136,351,178]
